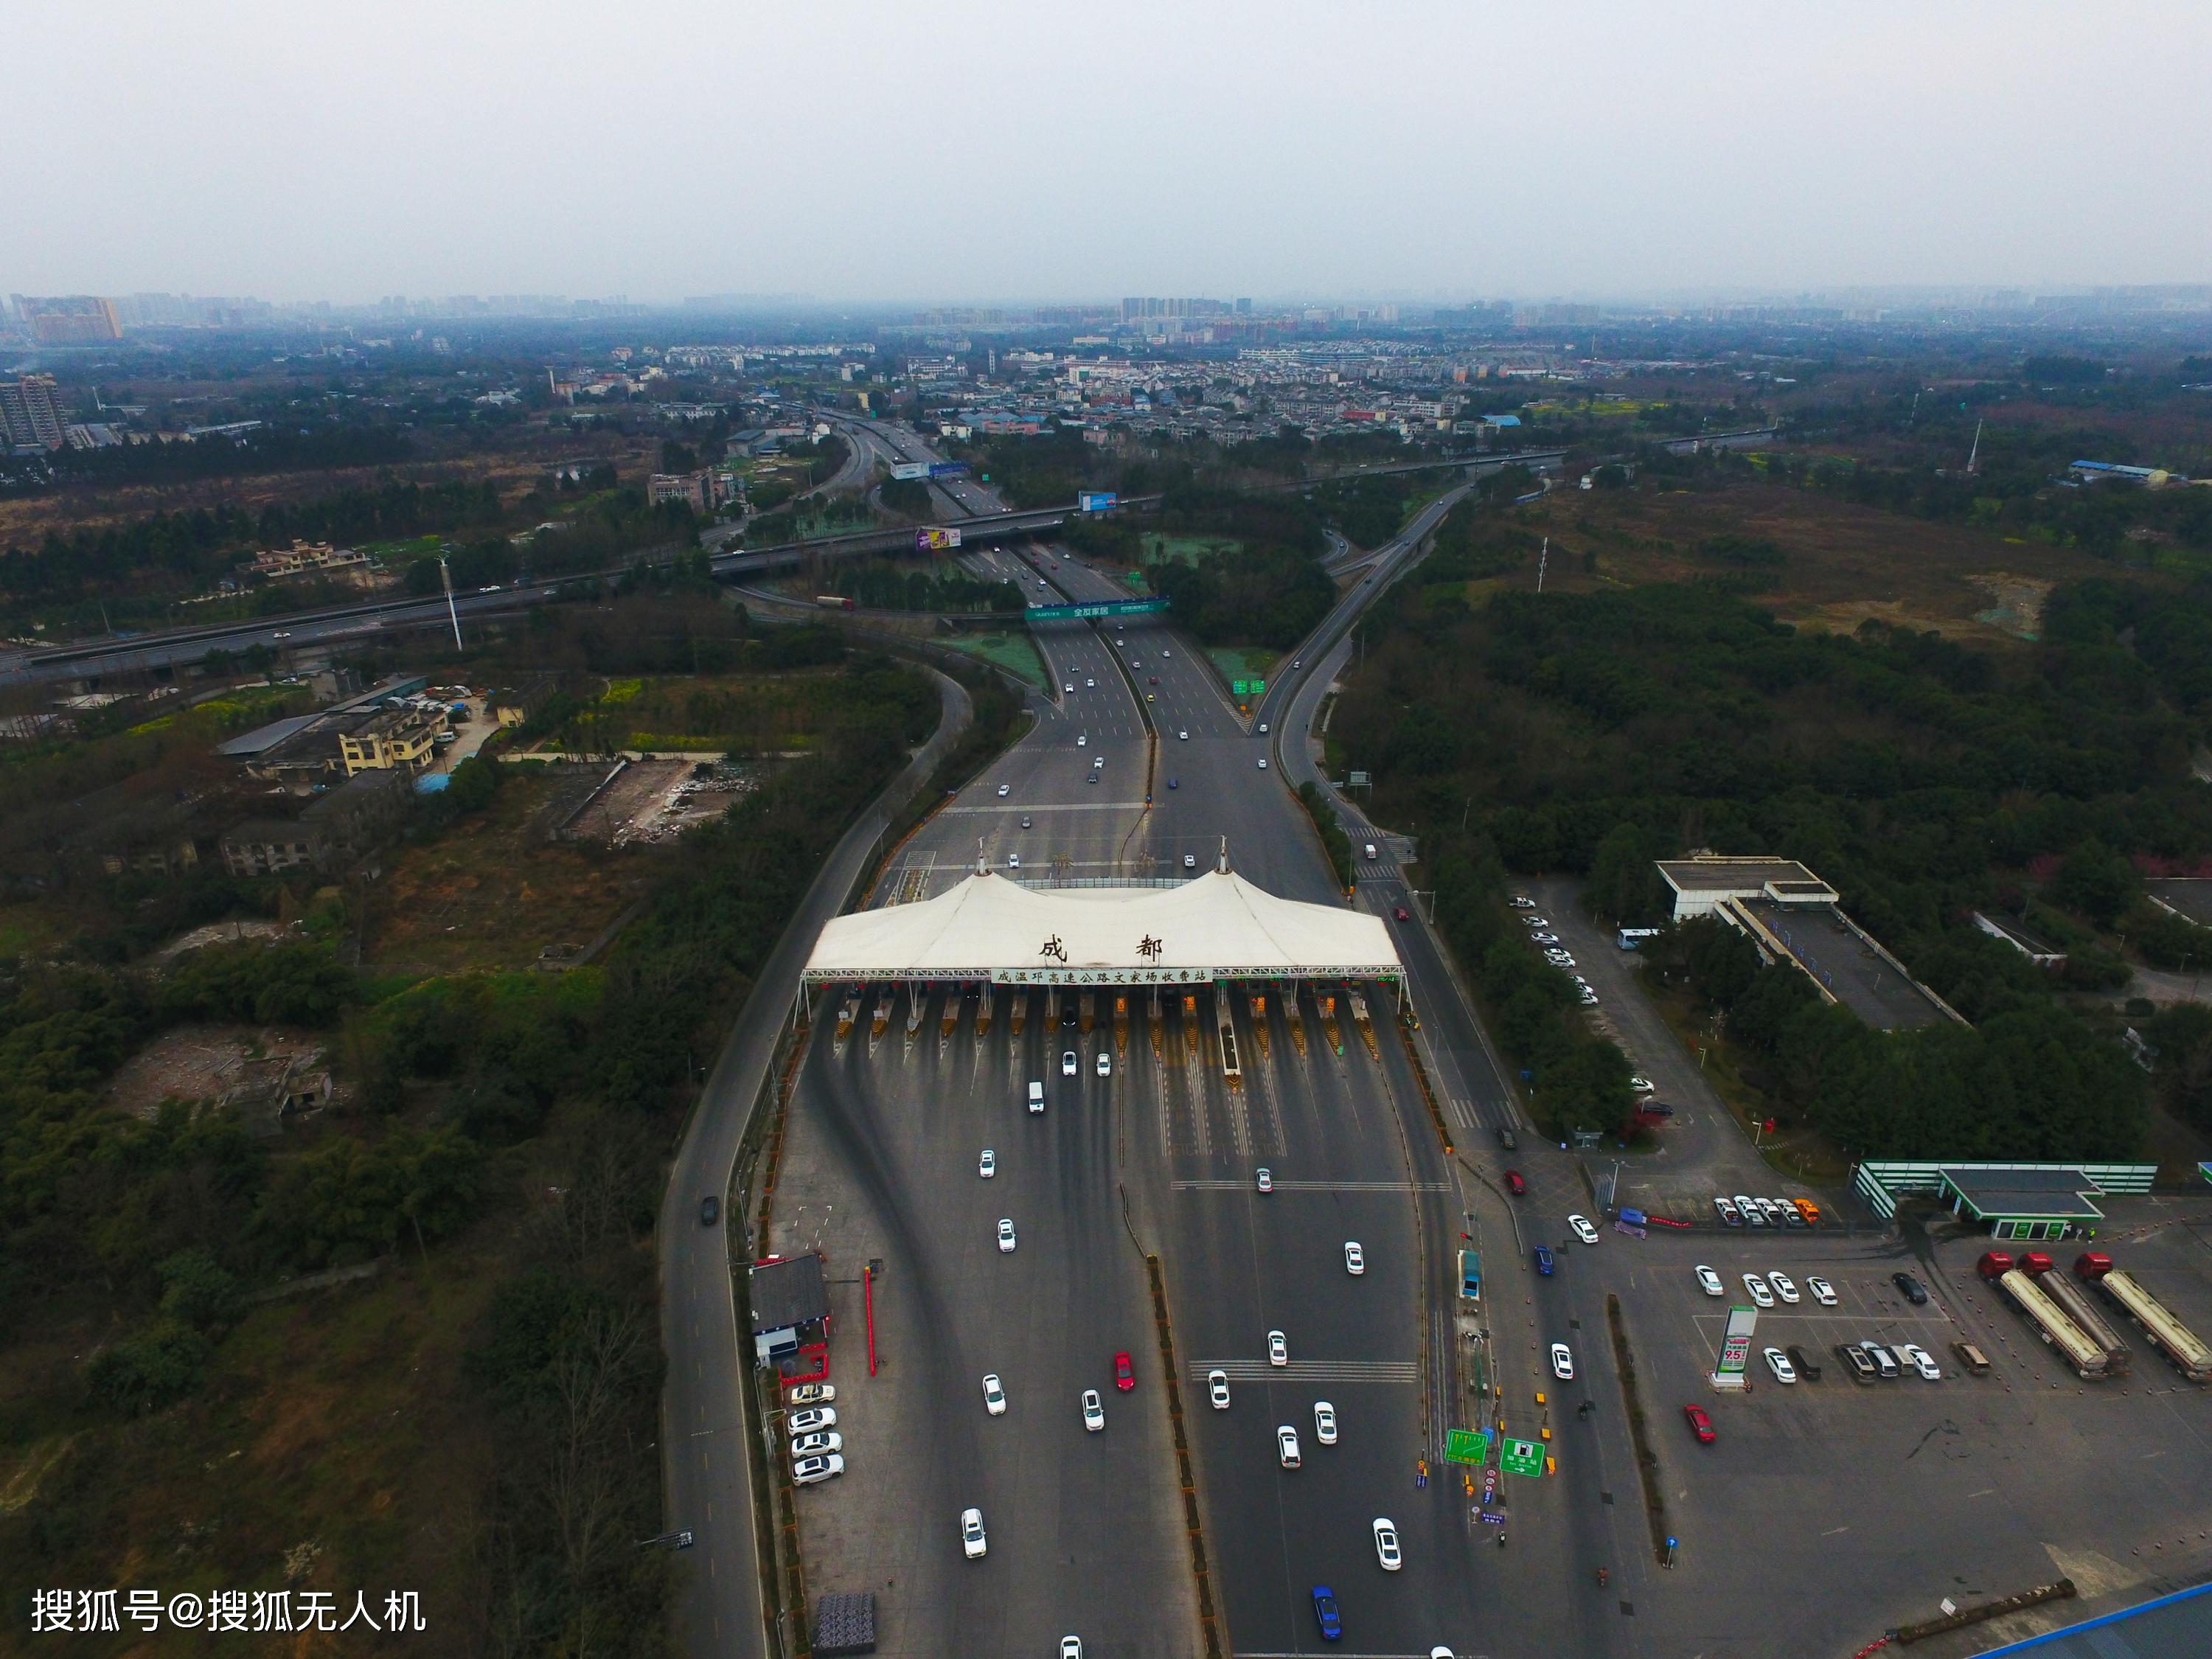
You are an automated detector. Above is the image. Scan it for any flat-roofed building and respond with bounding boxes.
[1656,855,1837,921]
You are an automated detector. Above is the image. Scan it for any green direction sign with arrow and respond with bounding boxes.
[1502,1438,1545,1478]
[1444,1428,1489,1467]
[1024,598,1169,622]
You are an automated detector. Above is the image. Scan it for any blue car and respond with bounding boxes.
[1168,778,1179,789]
[1534,1245,1554,1276]
[1310,1585,1342,1642]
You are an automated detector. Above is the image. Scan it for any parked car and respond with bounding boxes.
[1893,1271,1929,1305]
[790,1431,841,1458]
[1742,1273,1775,1308]
[1696,1265,1725,1297]
[1763,1346,1797,1384]
[785,1382,834,1406]
[1770,1272,1801,1304]
[1714,1197,1742,1226]
[1786,1343,1822,1382]
[788,1408,836,1435]
[1568,1215,1600,1245]
[793,1453,844,1486]
[1806,1276,1837,1306]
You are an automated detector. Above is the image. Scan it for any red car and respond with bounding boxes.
[1683,1404,1716,1444]
[1113,1351,1135,1392]
[1503,1170,1527,1195]
[1393,906,1410,922]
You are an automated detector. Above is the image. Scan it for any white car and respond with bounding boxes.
[1259,722,1270,734]
[1900,1343,1942,1381]
[1578,987,1600,1006]
[1568,1214,1600,1246]
[1064,683,1074,693]
[1806,1276,1838,1307]
[997,783,1010,797]
[1545,951,1577,968]
[981,1373,1006,1415]
[1344,1241,1365,1275]
[1207,1368,1231,1410]
[1184,853,1197,869]
[793,1453,844,1486]
[1373,1517,1402,1572]
[1313,1400,1337,1444]
[1085,678,1096,688]
[1256,758,1267,769]
[788,1407,836,1435]
[1178,729,1188,740]
[1092,757,1104,770]
[1764,1346,1798,1385]
[997,1218,1017,1253]
[1060,1640,1082,1659]
[1770,1272,1801,1304]
[1007,853,1019,869]
[1062,1050,1077,1076]
[960,1507,987,1559]
[1630,1075,1656,1094]
[1077,733,1088,746]
[1522,914,1548,928]
[1531,931,1560,945]
[979,1149,995,1179]
[1096,1051,1112,1077]
[1695,1265,1725,1297]
[1550,1343,1574,1381]
[1276,1425,1301,1468]
[1267,1329,1287,1366]
[1161,650,1170,658]
[786,1382,835,1405]
[1510,896,1535,908]
[1256,1168,1273,1194]
[1742,1273,1774,1308]
[790,1430,841,1458]
[1082,1388,1105,1431]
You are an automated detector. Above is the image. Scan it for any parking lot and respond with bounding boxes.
[1590,1201,2212,1655]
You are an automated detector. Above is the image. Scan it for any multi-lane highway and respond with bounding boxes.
[756,434,1563,1657]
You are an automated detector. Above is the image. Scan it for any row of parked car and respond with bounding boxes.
[784,1382,844,1485]
[1714,1194,1822,1228]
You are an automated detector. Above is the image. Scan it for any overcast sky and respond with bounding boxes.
[8,0,2208,305]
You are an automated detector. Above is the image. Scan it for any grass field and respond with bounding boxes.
[1512,480,2150,642]
[1206,645,1278,689]
[1143,533,1241,565]
[363,772,658,972]
[942,630,1048,687]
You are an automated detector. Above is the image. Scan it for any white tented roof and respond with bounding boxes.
[802,870,1403,986]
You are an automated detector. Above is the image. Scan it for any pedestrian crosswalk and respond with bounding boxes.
[1189,1358,1419,1385]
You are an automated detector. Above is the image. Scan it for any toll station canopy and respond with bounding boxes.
[801,870,1403,988]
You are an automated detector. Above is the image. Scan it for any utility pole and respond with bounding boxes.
[1535,537,1549,594]
[438,553,464,652]
[1965,418,1983,475]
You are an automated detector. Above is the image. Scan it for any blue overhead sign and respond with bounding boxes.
[928,462,969,478]
[1024,598,1170,622]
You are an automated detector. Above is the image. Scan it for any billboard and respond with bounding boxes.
[927,461,969,479]
[890,462,930,481]
[1714,1305,1757,1385]
[917,527,963,553]
[1078,490,1119,513]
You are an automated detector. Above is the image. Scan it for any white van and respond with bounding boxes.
[1027,1081,1044,1113]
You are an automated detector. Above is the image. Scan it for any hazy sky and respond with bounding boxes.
[9,0,2208,305]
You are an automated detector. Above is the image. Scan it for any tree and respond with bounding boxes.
[2051,838,2138,926]
[156,1247,243,1334]
[86,1318,212,1414]
[2148,1004,2212,1134]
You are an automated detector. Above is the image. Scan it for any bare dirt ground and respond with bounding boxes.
[1522,480,2154,641]
[103,1023,325,1119]
[0,428,662,547]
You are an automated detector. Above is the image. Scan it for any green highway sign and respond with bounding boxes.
[1444,1429,1489,1467]
[1025,599,1171,622]
[1250,678,1265,692]
[1232,680,1250,696]
[1502,1438,1545,1478]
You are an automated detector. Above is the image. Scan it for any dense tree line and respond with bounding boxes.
[1332,521,2212,1158]
[826,558,1023,613]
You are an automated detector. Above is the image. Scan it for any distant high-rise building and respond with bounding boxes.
[16,295,122,344]
[0,373,69,449]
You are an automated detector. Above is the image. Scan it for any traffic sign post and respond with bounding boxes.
[1444,1428,1489,1467]
[1502,1438,1545,1478]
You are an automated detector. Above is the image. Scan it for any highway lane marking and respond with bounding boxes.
[1172,1179,1451,1192]
[1191,1360,1419,1382]
[940,801,1152,814]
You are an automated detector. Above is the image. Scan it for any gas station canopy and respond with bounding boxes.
[801,870,1403,987]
